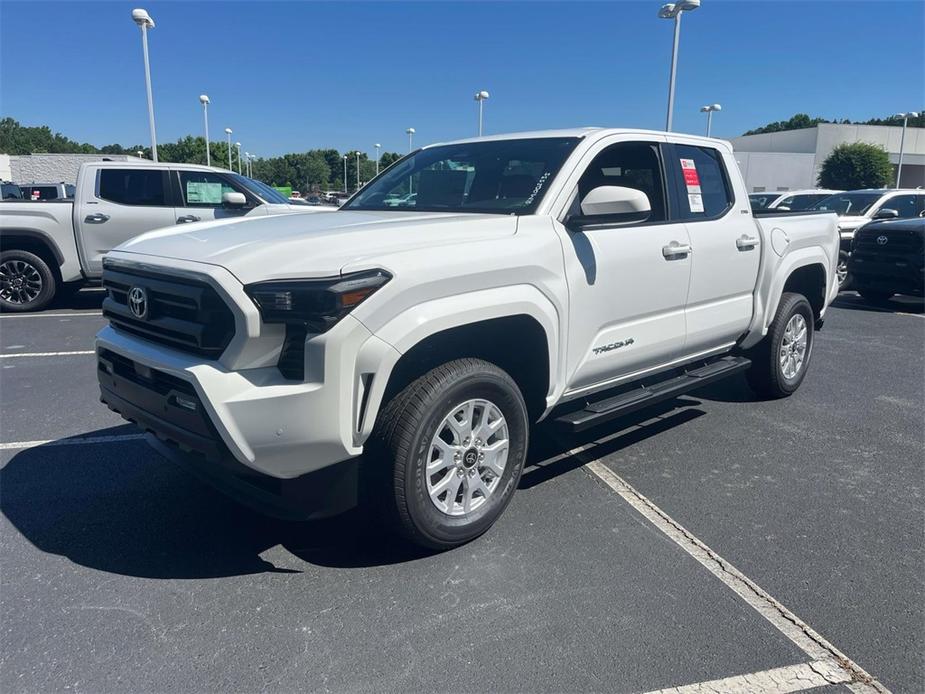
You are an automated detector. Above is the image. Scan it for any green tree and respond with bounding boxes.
[743,113,831,136]
[817,142,893,190]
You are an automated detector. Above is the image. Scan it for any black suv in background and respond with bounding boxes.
[848,218,925,302]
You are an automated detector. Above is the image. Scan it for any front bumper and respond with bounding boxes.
[96,312,395,480]
[849,258,925,297]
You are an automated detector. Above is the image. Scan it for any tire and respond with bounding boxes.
[746,292,814,399]
[0,250,56,312]
[370,358,529,550]
[858,288,893,304]
[836,251,852,291]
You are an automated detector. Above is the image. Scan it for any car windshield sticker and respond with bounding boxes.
[680,158,704,213]
[186,181,223,204]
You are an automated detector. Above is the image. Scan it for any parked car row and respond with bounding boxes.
[750,187,925,292]
[0,161,332,311]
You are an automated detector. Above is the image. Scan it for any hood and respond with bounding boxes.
[114,210,517,284]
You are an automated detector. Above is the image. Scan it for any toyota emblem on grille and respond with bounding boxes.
[128,286,148,319]
[876,235,889,246]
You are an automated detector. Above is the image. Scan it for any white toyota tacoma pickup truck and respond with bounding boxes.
[0,161,328,312]
[95,128,839,549]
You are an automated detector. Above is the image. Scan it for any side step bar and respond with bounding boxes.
[555,356,751,433]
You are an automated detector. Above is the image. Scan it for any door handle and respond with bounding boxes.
[662,241,692,258]
[177,215,201,224]
[84,213,110,224]
[736,235,760,250]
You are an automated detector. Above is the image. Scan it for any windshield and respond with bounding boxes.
[343,137,580,214]
[230,174,290,204]
[810,192,882,216]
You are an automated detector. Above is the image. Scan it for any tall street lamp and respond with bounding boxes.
[199,94,211,166]
[224,128,233,170]
[894,112,919,188]
[343,154,348,193]
[356,151,361,190]
[374,143,381,176]
[700,103,721,137]
[474,90,490,136]
[244,152,250,177]
[235,142,242,174]
[659,0,701,132]
[131,8,158,161]
[136,150,145,159]
[406,127,415,153]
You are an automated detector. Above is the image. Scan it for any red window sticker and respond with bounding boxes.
[679,158,704,213]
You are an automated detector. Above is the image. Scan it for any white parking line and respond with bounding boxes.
[0,434,145,451]
[574,455,889,693]
[0,350,95,359]
[644,660,850,694]
[0,311,103,318]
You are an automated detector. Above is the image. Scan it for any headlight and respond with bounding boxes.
[245,269,391,332]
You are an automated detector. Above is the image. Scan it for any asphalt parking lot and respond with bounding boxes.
[1,290,922,693]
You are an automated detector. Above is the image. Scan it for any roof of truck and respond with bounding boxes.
[429,127,731,148]
[90,160,236,174]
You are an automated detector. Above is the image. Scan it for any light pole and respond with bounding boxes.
[235,142,242,174]
[894,112,919,188]
[199,94,211,166]
[136,150,144,159]
[474,90,490,136]
[406,127,415,153]
[700,103,721,137]
[131,8,158,161]
[343,154,348,193]
[374,143,381,176]
[224,128,233,170]
[659,0,701,132]
[244,152,250,177]
[356,151,361,189]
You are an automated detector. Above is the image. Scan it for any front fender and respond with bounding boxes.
[353,284,563,442]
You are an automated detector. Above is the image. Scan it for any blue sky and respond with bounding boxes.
[2,1,923,156]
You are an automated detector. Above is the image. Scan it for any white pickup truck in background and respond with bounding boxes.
[95,128,839,549]
[0,161,329,311]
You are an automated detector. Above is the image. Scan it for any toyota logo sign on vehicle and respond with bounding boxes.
[128,286,148,319]
[877,235,889,245]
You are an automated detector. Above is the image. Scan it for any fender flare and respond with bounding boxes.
[741,247,831,350]
[353,284,563,442]
[0,228,66,266]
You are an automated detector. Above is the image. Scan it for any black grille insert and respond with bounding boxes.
[102,266,235,358]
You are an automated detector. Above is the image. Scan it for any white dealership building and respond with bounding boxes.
[732,122,925,193]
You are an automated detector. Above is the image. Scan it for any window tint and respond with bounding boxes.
[98,169,167,206]
[775,193,830,211]
[673,145,732,219]
[748,193,776,210]
[881,194,920,218]
[179,170,239,207]
[576,141,668,223]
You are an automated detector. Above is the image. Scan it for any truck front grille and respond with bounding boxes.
[102,266,235,359]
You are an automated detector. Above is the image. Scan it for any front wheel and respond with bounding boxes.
[371,358,529,550]
[0,250,56,312]
[836,251,852,291]
[746,292,815,399]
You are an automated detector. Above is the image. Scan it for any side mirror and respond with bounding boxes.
[568,186,651,230]
[874,208,899,219]
[222,191,247,208]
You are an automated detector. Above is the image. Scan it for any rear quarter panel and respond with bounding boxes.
[741,212,839,349]
[0,201,83,282]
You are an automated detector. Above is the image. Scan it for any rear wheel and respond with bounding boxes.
[858,288,893,304]
[0,250,56,312]
[370,358,529,550]
[746,292,814,399]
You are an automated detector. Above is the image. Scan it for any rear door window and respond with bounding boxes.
[98,169,169,206]
[671,145,733,220]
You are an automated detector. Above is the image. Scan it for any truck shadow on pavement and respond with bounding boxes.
[832,292,924,314]
[1,398,712,578]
